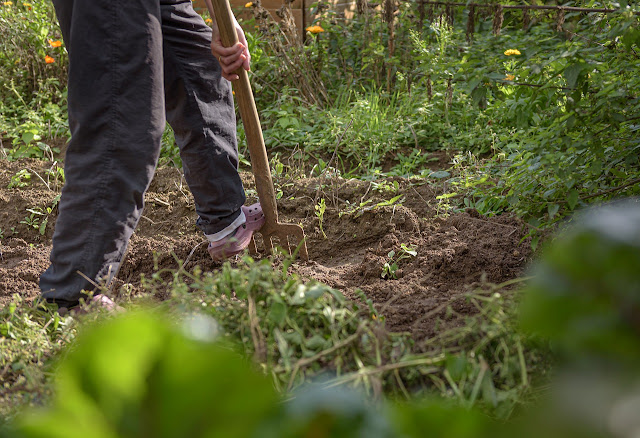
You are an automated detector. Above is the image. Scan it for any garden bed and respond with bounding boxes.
[0,157,532,342]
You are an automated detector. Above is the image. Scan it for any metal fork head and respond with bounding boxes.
[253,223,308,260]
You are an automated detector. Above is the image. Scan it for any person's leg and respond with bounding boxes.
[40,0,166,308]
[160,0,247,239]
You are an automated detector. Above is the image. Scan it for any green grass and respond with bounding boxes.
[0,296,75,422]
[1,255,549,425]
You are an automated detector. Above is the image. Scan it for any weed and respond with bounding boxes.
[0,295,75,421]
[19,210,42,232]
[314,198,327,238]
[157,123,181,167]
[7,169,31,189]
[381,244,417,279]
[44,162,64,190]
[19,195,60,236]
[372,180,400,194]
[339,194,404,219]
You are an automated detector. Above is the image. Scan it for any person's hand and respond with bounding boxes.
[210,16,251,81]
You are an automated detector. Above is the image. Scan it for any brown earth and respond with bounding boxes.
[0,158,532,343]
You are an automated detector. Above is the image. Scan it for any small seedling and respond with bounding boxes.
[20,210,43,232]
[375,194,404,208]
[8,169,31,189]
[315,198,327,238]
[19,196,60,235]
[372,180,400,194]
[46,164,65,189]
[381,244,417,279]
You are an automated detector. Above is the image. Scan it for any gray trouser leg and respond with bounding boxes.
[161,1,246,234]
[41,0,244,307]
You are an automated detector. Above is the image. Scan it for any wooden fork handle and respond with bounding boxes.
[206,0,280,227]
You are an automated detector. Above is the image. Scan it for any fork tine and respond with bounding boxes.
[263,232,275,254]
[248,236,258,256]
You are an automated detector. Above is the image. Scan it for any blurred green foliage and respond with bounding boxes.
[0,312,499,438]
[3,313,279,438]
[515,199,640,438]
[521,199,640,366]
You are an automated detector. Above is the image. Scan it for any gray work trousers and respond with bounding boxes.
[40,0,246,307]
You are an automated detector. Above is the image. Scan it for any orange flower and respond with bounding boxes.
[205,17,212,24]
[305,25,325,34]
[48,39,62,48]
[45,55,55,64]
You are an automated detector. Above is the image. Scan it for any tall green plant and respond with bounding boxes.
[0,0,68,155]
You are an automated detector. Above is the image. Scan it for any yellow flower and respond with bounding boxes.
[504,74,515,81]
[306,25,325,34]
[205,18,212,24]
[3,1,14,5]
[22,2,30,8]
[48,39,62,48]
[44,55,55,64]
[504,49,521,56]
[245,2,253,7]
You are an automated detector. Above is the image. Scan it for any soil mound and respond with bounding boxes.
[0,159,532,342]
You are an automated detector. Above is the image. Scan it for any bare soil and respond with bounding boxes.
[0,158,532,343]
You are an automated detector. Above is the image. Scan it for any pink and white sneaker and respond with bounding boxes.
[207,203,265,261]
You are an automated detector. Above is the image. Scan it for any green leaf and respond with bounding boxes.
[548,203,560,219]
[445,354,467,381]
[481,372,497,407]
[564,63,586,89]
[471,86,487,107]
[531,235,540,252]
[268,301,287,327]
[466,78,482,94]
[21,131,35,145]
[429,170,450,179]
[567,190,579,210]
[305,284,326,300]
[305,335,327,350]
[39,218,48,235]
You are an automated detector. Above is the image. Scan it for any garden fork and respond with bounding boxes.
[206,0,309,260]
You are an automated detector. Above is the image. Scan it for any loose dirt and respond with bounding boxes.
[0,158,532,343]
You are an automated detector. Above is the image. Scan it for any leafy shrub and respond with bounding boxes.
[0,0,68,156]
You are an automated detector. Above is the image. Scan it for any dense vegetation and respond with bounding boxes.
[240,0,640,242]
[1,0,639,436]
